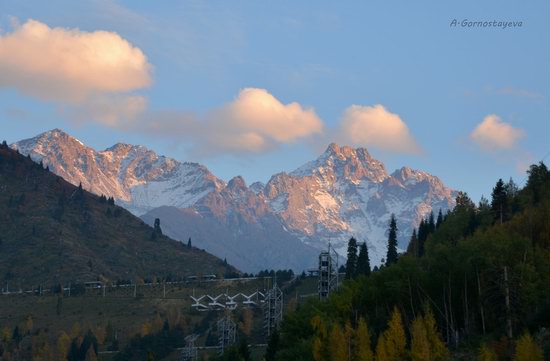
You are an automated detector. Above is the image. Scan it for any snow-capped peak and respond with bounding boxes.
[291,143,388,183]
[12,130,225,215]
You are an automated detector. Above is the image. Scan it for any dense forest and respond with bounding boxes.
[266,163,550,360]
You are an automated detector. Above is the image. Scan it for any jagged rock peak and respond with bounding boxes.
[249,181,265,194]
[291,143,387,182]
[323,143,373,160]
[227,176,247,190]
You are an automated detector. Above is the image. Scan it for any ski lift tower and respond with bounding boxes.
[318,243,339,301]
[263,281,283,337]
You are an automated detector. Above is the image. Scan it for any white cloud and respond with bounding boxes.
[470,114,525,151]
[222,88,323,143]
[0,19,152,103]
[334,104,421,154]
[124,88,324,156]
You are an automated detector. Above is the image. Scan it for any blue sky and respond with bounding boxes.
[1,0,549,201]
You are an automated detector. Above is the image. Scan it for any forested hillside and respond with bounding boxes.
[267,163,550,360]
[0,142,234,287]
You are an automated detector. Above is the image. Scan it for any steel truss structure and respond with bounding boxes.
[217,315,237,355]
[263,282,283,337]
[318,243,339,301]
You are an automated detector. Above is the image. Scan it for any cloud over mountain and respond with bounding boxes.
[334,104,421,154]
[0,19,152,102]
[126,88,324,156]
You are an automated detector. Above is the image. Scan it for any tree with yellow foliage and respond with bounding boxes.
[379,307,407,361]
[328,323,349,361]
[1,326,10,342]
[56,331,71,361]
[375,334,390,361]
[354,317,373,361]
[513,332,543,361]
[477,344,498,361]
[423,309,449,361]
[239,309,254,336]
[411,316,430,361]
[84,346,98,361]
[140,322,152,337]
[313,337,326,361]
[70,322,81,339]
[312,315,328,361]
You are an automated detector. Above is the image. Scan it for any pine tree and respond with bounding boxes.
[354,317,373,361]
[491,178,507,224]
[436,209,443,228]
[407,229,419,257]
[187,237,192,248]
[513,332,543,361]
[356,242,371,276]
[525,162,550,204]
[385,215,398,266]
[153,218,162,235]
[416,219,428,257]
[346,237,358,279]
[151,218,163,240]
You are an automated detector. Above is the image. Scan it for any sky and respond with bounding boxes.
[1,0,549,202]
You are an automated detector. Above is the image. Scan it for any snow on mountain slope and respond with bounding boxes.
[12,129,224,215]
[260,144,457,265]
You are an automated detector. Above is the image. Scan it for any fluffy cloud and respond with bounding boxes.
[0,19,152,102]
[335,104,421,154]
[220,88,323,143]
[126,88,324,156]
[470,114,525,151]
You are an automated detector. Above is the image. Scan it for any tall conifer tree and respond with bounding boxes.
[346,237,358,279]
[357,242,371,276]
[385,215,398,266]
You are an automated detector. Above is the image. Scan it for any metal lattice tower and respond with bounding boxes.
[318,243,339,301]
[217,315,236,355]
[180,334,199,361]
[263,281,283,337]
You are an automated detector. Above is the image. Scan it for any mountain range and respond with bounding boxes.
[12,129,457,271]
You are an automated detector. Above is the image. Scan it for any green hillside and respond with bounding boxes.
[0,142,234,287]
